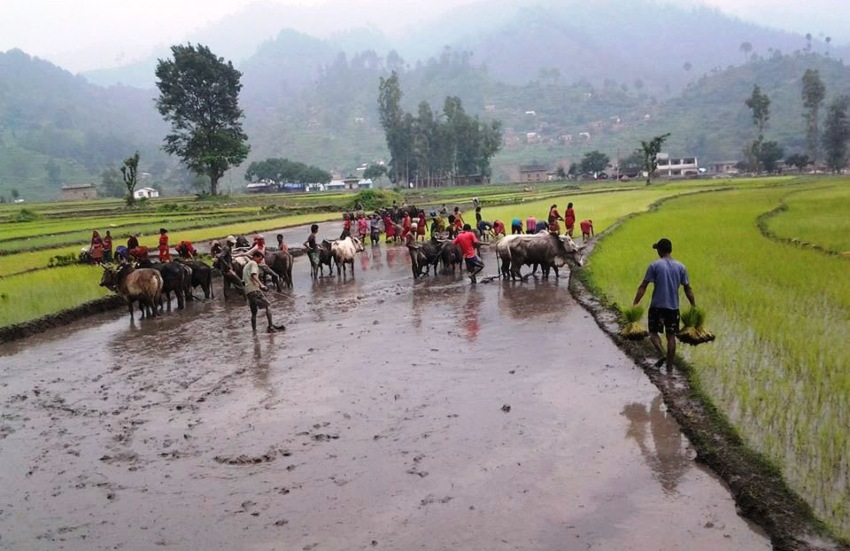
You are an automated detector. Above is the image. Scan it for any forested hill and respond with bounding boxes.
[0,49,167,200]
[1,34,848,200]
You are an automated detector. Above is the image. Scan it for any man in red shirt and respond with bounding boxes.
[453,224,484,283]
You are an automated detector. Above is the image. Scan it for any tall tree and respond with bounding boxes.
[745,84,771,137]
[377,71,405,184]
[801,69,826,165]
[638,133,671,185]
[740,41,753,63]
[155,44,250,196]
[121,151,140,207]
[745,85,771,172]
[823,95,850,173]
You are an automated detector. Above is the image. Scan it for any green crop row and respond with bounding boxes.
[766,183,850,254]
[0,211,341,278]
[0,265,114,328]
[585,181,850,538]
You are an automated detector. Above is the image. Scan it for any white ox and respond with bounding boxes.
[330,236,364,277]
[495,232,584,280]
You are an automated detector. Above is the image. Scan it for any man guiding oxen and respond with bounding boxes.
[243,250,285,333]
[454,224,484,284]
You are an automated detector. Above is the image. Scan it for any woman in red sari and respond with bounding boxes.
[158,228,171,261]
[89,230,104,264]
[417,211,427,241]
[547,204,563,234]
[565,202,576,237]
[384,215,395,243]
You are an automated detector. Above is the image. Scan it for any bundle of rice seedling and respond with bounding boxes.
[677,306,716,345]
[619,305,648,341]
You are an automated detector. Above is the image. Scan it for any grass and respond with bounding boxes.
[0,211,341,277]
[585,180,850,539]
[766,182,850,254]
[0,265,114,327]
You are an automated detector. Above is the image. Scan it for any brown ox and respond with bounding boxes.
[100,264,164,319]
[265,251,293,290]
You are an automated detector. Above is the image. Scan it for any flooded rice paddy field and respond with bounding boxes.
[0,225,768,550]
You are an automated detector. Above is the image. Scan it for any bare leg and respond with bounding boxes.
[649,332,666,367]
[665,333,676,372]
[250,303,258,332]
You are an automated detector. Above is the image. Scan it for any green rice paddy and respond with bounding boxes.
[585,180,850,538]
[1,176,848,539]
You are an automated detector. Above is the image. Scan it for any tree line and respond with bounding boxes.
[744,69,849,173]
[377,71,502,187]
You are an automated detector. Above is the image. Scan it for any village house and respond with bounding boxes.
[60,183,97,201]
[519,164,549,183]
[133,187,160,199]
[656,153,700,176]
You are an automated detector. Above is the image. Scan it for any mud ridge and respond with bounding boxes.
[0,295,125,343]
[568,229,847,550]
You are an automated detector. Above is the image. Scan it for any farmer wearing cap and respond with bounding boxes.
[243,250,284,333]
[236,235,280,289]
[158,228,170,261]
[633,238,696,371]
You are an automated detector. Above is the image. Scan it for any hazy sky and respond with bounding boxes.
[1,0,847,72]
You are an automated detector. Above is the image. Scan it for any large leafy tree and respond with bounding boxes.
[823,95,850,173]
[155,44,249,196]
[638,133,671,185]
[244,158,331,185]
[802,69,826,165]
[579,150,610,175]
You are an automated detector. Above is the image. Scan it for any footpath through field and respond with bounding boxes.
[0,223,767,550]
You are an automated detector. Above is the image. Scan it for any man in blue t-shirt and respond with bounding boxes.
[633,238,696,371]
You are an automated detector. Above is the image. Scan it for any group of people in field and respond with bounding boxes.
[87,227,199,265]
[86,196,696,371]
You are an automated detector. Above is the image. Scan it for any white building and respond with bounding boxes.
[133,187,160,199]
[656,154,699,176]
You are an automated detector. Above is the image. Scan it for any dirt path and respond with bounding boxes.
[0,226,768,550]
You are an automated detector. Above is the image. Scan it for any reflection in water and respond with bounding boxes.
[498,279,565,320]
[385,246,404,268]
[360,248,370,272]
[461,287,484,342]
[623,395,692,495]
[410,280,465,334]
[251,334,273,394]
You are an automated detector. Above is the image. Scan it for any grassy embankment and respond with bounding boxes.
[585,179,850,539]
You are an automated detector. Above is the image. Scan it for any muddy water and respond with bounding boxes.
[0,229,767,550]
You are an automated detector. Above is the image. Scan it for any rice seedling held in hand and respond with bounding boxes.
[677,306,716,345]
[619,305,649,341]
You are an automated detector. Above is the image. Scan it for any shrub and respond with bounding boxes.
[347,189,402,211]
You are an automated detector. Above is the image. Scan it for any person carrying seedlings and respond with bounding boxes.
[632,238,695,371]
[242,250,284,333]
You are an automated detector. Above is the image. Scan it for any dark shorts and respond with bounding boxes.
[247,290,270,310]
[464,256,484,272]
[648,307,679,334]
